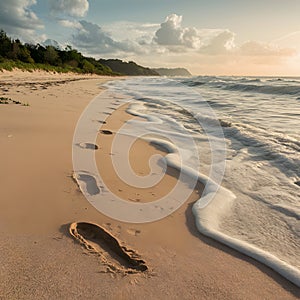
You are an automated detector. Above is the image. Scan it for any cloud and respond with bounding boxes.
[59,13,294,63]
[181,27,202,49]
[58,19,83,29]
[43,38,63,50]
[154,14,236,53]
[72,20,144,55]
[153,14,294,58]
[154,14,184,46]
[50,0,89,17]
[102,21,159,45]
[154,14,202,49]
[239,41,295,56]
[0,0,43,40]
[199,30,236,54]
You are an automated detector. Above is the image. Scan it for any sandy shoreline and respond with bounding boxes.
[0,70,299,299]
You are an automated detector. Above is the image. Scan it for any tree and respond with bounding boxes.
[18,46,34,63]
[25,44,46,63]
[0,30,12,58]
[7,41,20,59]
[44,46,59,65]
[58,46,83,67]
[81,59,96,73]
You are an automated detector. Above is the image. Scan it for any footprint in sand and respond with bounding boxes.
[69,222,148,274]
[78,142,99,150]
[96,120,107,124]
[99,130,113,135]
[75,173,100,196]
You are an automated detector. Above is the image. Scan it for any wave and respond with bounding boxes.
[240,78,261,83]
[182,80,206,87]
[224,122,300,179]
[181,76,300,97]
[267,78,300,84]
[223,83,300,96]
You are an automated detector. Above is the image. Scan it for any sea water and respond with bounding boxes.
[104,76,300,286]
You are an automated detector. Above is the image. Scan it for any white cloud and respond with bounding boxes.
[72,20,144,55]
[239,41,295,56]
[102,21,159,46]
[181,27,202,49]
[154,14,184,46]
[154,14,236,53]
[154,14,202,49]
[153,14,294,59]
[199,30,236,54]
[50,0,89,17]
[0,0,43,41]
[43,38,63,49]
[58,19,83,29]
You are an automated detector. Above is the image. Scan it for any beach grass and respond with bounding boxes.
[0,58,83,74]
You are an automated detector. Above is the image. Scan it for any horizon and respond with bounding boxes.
[0,1,300,76]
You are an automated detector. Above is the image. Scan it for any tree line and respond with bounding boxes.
[0,29,115,75]
[0,30,161,76]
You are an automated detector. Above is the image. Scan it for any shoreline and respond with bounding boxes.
[95,102,204,204]
[0,70,299,299]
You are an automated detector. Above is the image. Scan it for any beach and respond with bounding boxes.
[0,70,299,299]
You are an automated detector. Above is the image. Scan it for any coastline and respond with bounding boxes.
[0,70,299,299]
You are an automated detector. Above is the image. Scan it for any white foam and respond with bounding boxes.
[193,204,300,287]
[146,137,300,287]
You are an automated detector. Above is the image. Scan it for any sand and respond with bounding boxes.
[0,69,299,299]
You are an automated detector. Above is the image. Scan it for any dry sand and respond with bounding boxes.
[0,69,299,299]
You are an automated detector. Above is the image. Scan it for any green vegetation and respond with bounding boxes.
[0,96,29,106]
[0,30,162,76]
[99,59,159,76]
[0,30,116,75]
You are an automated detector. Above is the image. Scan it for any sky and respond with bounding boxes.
[0,0,300,76]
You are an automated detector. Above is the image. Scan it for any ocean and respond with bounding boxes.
[104,76,300,286]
